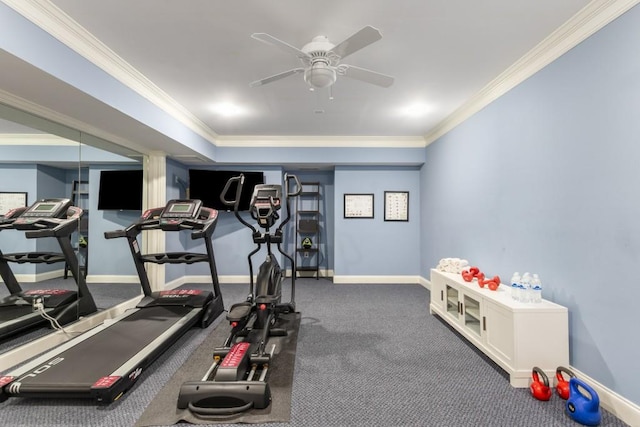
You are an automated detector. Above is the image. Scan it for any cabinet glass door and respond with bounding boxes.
[463,294,481,336]
[446,285,459,318]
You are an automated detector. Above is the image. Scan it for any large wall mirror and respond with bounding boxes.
[0,103,143,357]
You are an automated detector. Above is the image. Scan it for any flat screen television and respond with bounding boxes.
[188,169,264,211]
[97,169,143,210]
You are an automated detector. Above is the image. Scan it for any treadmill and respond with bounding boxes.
[0,199,225,403]
[0,198,97,340]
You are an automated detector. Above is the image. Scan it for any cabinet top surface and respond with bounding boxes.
[431,269,567,312]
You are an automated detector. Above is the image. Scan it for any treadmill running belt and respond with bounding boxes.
[0,306,35,322]
[14,305,192,392]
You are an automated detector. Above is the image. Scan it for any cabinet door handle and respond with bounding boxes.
[441,290,444,301]
[483,316,486,331]
[460,302,464,314]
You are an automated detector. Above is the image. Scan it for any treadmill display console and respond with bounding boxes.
[160,200,202,219]
[20,199,71,218]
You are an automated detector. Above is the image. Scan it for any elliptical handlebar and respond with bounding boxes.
[220,174,243,208]
[285,173,302,198]
[220,174,257,233]
[276,173,300,233]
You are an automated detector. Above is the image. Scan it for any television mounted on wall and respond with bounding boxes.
[97,169,143,211]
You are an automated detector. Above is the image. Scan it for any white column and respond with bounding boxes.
[143,152,166,291]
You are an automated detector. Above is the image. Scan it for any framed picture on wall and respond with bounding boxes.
[344,193,374,219]
[384,191,409,222]
[0,192,28,215]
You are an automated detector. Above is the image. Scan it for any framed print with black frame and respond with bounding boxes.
[384,191,409,222]
[344,193,374,219]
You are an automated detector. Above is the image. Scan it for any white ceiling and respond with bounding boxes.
[1,0,625,155]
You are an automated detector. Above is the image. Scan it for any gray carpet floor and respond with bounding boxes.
[0,279,631,426]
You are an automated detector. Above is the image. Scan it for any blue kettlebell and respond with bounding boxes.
[566,377,601,426]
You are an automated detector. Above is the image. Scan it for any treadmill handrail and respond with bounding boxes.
[24,215,81,239]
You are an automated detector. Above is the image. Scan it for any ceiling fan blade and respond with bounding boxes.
[251,33,311,61]
[250,68,305,87]
[338,65,394,87]
[329,26,383,60]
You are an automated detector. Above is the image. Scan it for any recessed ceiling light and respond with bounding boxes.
[399,102,433,118]
[210,102,246,117]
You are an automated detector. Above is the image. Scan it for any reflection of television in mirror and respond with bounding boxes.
[97,170,143,210]
[188,169,264,211]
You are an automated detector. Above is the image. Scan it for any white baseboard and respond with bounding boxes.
[165,275,254,288]
[86,274,139,284]
[332,275,422,284]
[568,368,640,427]
[285,268,334,278]
[1,269,65,283]
[419,276,431,290]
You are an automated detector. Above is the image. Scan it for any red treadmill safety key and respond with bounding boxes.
[220,342,250,368]
[0,376,15,387]
[92,376,121,389]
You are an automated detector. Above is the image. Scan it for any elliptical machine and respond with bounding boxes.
[178,173,301,415]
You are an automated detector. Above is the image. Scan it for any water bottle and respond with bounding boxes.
[531,274,542,303]
[510,272,521,301]
[521,272,532,303]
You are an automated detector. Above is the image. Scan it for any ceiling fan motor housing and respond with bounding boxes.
[304,60,336,88]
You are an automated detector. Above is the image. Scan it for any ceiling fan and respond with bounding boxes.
[249,25,394,90]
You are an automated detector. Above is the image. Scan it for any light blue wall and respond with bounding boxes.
[334,166,421,277]
[421,4,640,405]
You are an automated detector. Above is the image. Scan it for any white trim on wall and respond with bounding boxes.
[215,136,427,148]
[3,269,65,283]
[0,0,218,147]
[86,274,140,284]
[0,134,78,145]
[5,0,638,149]
[333,275,422,284]
[424,0,640,145]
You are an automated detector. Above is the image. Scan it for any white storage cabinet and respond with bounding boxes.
[429,269,569,387]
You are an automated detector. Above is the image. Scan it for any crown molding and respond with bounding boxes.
[215,135,427,148]
[0,133,77,145]
[424,0,640,145]
[1,0,218,144]
[4,0,637,149]
[0,88,149,154]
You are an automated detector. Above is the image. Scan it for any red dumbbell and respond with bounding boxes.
[461,266,479,282]
[479,275,501,291]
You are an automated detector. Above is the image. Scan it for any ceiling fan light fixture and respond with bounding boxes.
[304,62,337,88]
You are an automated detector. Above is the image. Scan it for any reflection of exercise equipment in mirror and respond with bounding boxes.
[64,179,89,279]
[177,173,301,415]
[0,199,224,404]
[0,198,97,340]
